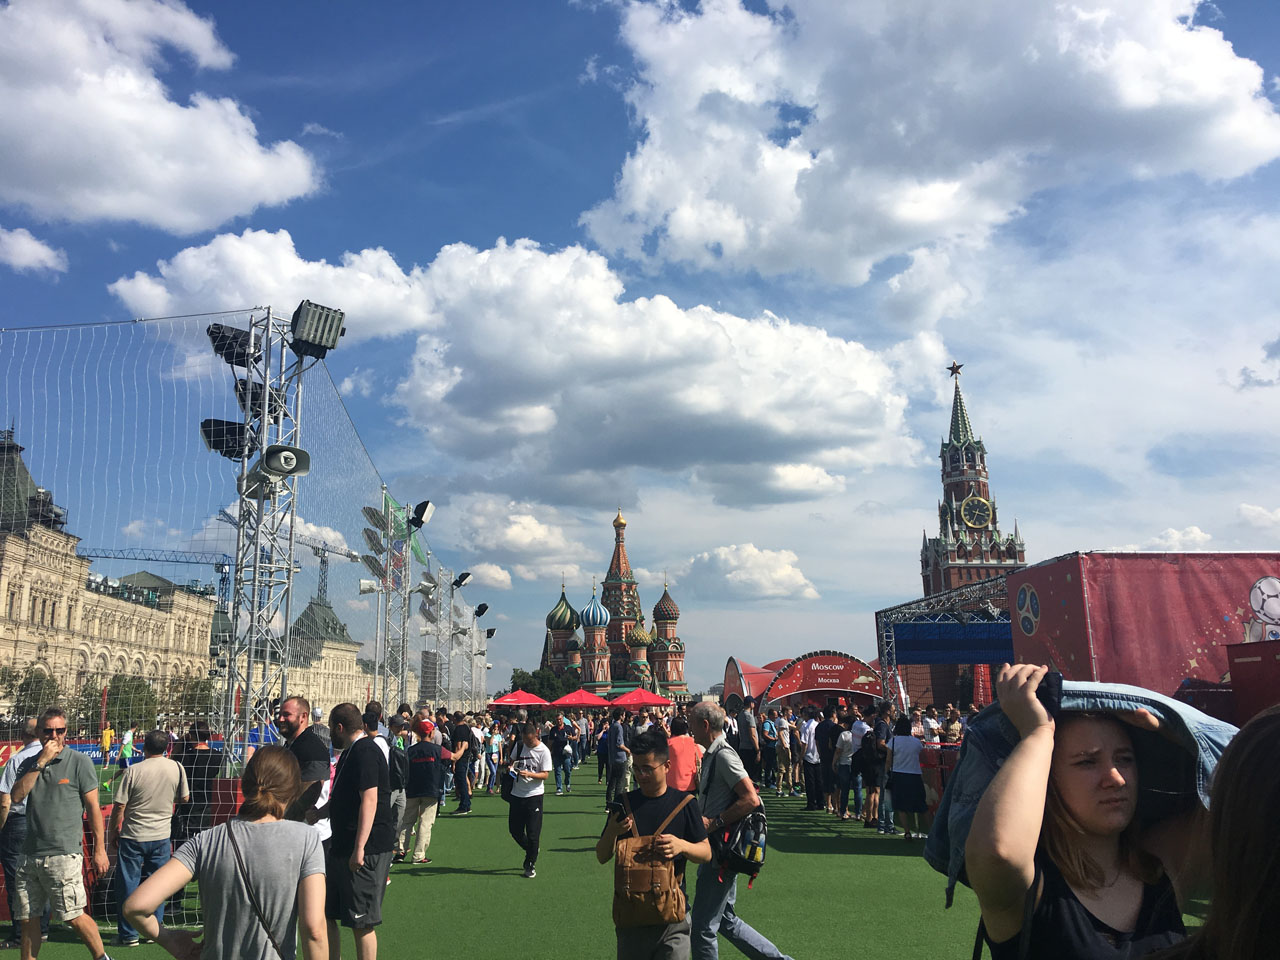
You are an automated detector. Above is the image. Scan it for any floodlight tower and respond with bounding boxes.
[201,301,344,771]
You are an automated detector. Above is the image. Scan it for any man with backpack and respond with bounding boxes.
[450,713,474,815]
[596,728,711,960]
[759,709,778,791]
[688,703,793,960]
[385,717,409,854]
[606,708,632,807]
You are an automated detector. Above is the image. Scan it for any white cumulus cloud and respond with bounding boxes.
[0,225,67,274]
[469,562,513,590]
[0,0,317,233]
[679,543,819,601]
[110,233,919,506]
[1238,503,1280,529]
[1113,525,1214,551]
[583,0,1280,282]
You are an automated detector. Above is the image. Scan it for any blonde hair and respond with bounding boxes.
[1041,713,1160,890]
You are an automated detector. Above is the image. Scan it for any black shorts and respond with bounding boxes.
[819,762,836,793]
[325,847,392,928]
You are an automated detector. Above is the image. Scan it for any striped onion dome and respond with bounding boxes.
[653,586,680,623]
[580,589,611,629]
[545,589,580,632]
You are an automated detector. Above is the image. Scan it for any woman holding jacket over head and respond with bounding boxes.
[965,664,1207,960]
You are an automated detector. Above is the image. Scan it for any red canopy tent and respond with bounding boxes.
[489,689,550,708]
[611,688,672,707]
[551,689,611,708]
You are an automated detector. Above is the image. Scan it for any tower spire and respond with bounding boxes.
[947,362,975,445]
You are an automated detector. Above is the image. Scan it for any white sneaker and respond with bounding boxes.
[522,865,536,878]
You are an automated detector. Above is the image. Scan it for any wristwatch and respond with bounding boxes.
[711,816,724,831]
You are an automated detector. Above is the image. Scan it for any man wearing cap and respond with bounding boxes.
[310,706,331,750]
[398,719,458,863]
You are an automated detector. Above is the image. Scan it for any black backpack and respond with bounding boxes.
[703,749,768,888]
[859,727,881,764]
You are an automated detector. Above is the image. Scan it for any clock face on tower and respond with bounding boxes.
[960,495,992,528]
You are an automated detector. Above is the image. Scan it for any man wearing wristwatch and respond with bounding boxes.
[688,702,793,960]
[9,707,113,960]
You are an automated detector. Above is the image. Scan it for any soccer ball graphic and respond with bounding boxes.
[1249,576,1280,626]
[1016,584,1040,636]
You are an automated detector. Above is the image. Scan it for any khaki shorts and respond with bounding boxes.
[16,853,86,922]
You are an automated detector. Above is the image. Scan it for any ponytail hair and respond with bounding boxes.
[239,744,301,821]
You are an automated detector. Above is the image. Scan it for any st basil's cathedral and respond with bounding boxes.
[539,511,690,701]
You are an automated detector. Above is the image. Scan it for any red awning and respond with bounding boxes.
[611,688,673,707]
[489,689,551,707]
[551,689,612,708]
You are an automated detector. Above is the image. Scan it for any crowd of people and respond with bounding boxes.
[0,679,1274,960]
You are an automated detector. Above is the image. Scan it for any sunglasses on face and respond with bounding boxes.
[43,727,66,735]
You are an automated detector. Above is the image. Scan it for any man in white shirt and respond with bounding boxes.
[509,724,553,879]
[0,720,48,948]
[921,705,942,743]
[798,708,822,811]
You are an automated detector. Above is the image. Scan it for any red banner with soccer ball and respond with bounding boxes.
[1007,551,1280,696]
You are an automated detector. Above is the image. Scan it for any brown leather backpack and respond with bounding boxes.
[612,792,694,929]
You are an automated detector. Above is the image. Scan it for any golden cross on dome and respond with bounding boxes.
[947,361,963,378]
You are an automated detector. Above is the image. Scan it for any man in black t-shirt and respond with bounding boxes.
[450,713,473,814]
[814,706,839,814]
[596,728,710,960]
[277,695,332,849]
[316,702,394,956]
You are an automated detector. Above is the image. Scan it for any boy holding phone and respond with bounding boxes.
[596,729,711,960]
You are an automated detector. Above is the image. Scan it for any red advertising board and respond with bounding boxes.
[1008,552,1280,696]
[761,652,882,702]
[1226,639,1280,723]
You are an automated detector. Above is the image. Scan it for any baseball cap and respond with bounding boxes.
[413,719,435,739]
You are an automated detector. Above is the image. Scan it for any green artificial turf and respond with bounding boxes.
[37,773,985,958]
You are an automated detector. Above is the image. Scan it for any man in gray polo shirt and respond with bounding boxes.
[10,706,112,960]
[689,702,792,960]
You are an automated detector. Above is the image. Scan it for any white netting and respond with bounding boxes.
[0,315,485,928]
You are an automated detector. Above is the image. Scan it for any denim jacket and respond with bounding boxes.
[923,680,1237,907]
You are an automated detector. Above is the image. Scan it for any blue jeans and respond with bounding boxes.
[1,815,48,941]
[555,754,573,792]
[835,765,862,817]
[691,861,793,960]
[486,756,499,789]
[115,837,171,941]
[878,778,896,832]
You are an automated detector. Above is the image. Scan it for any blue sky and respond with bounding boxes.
[3,0,1280,693]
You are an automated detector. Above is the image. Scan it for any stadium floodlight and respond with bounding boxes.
[358,579,382,595]
[207,323,261,368]
[362,506,388,533]
[485,663,493,670]
[486,628,497,639]
[452,572,471,589]
[408,500,435,530]
[235,379,287,424]
[452,625,469,637]
[419,599,436,622]
[410,579,436,597]
[362,528,387,555]
[200,419,255,460]
[289,300,346,358]
[474,603,489,618]
[360,555,387,581]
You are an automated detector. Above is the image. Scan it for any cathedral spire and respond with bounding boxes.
[947,363,975,445]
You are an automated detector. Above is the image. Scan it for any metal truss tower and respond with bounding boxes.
[380,490,413,710]
[221,307,304,770]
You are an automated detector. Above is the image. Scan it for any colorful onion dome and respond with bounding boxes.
[545,589,580,632]
[653,586,680,623]
[580,589,611,629]
[613,508,627,529]
[627,622,654,647]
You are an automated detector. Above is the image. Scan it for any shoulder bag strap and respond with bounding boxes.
[620,790,641,838]
[652,794,694,836]
[224,819,288,960]
[971,860,1041,960]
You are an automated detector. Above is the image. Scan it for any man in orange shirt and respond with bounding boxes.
[664,716,703,792]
